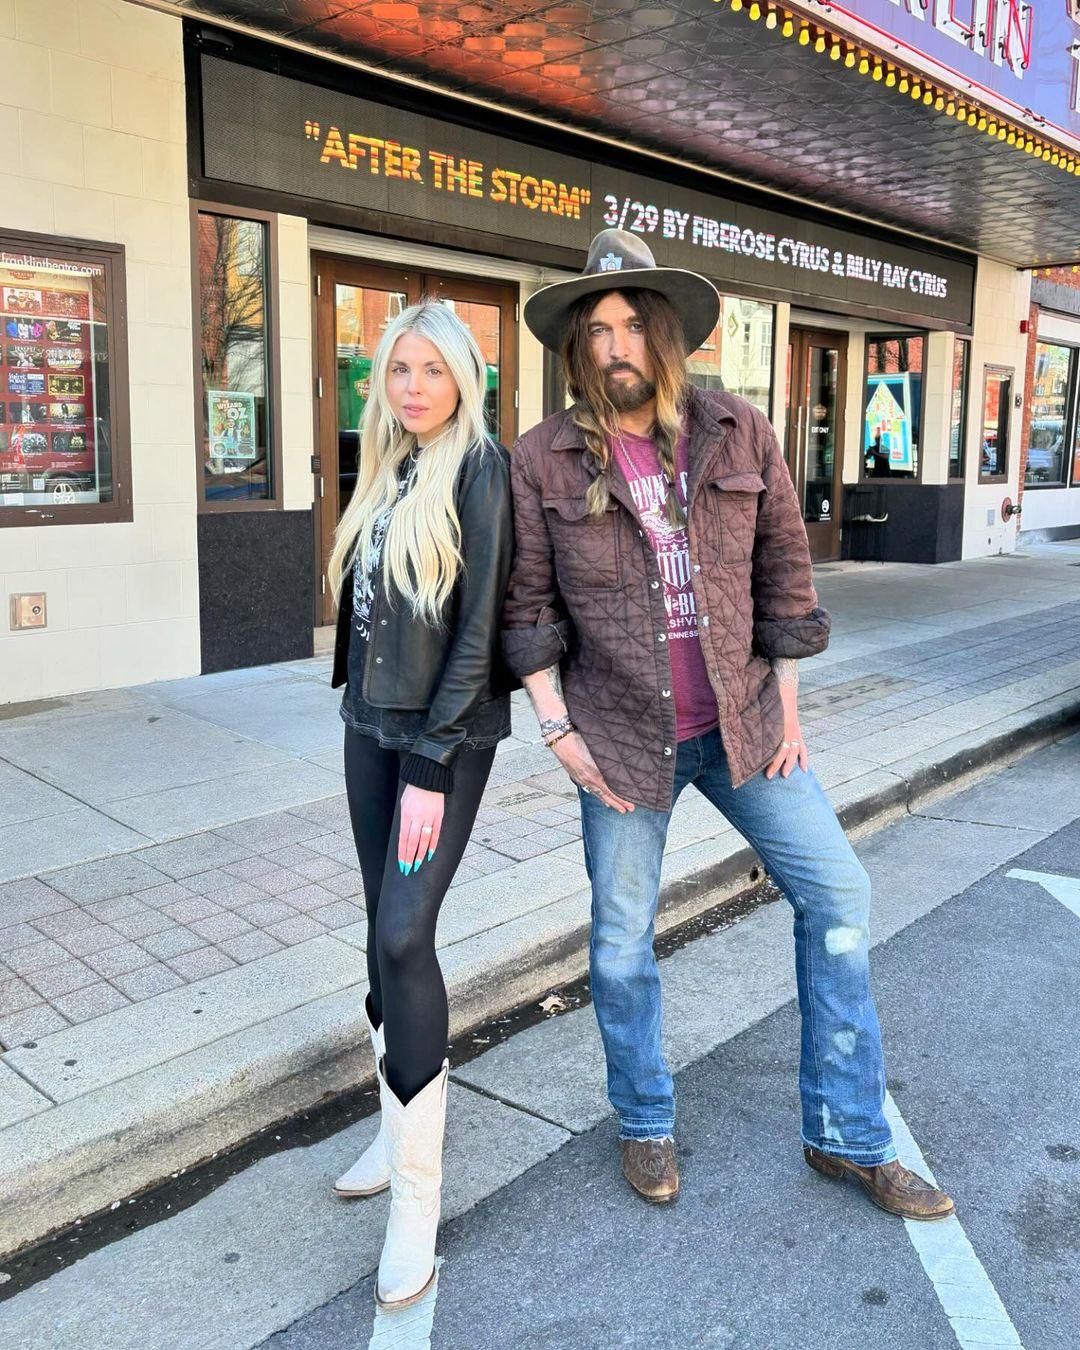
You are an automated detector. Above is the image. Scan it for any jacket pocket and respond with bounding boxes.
[705,472,765,566]
[542,497,621,589]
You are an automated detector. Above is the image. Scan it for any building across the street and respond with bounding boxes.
[3,0,1080,701]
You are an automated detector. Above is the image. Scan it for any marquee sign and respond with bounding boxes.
[830,0,1080,148]
[201,56,976,327]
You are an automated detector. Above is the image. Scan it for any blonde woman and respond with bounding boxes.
[327,300,514,1308]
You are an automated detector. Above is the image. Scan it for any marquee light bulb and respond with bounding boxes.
[844,49,856,67]
[934,95,944,110]
[814,34,826,52]
[858,56,869,74]
[885,68,896,86]
[898,75,909,92]
[798,24,810,44]
[730,0,743,11]
[987,121,997,136]
[765,9,778,28]
[872,62,883,80]
[911,83,922,99]
[923,89,933,105]
[830,42,842,60]
[997,126,1006,140]
[782,16,794,35]
[955,104,967,120]
[967,111,977,125]
[945,100,955,115]
[977,115,987,129]
[1006,130,1016,144]
[748,2,761,19]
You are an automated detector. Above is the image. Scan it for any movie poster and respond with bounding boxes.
[207,389,257,460]
[0,260,101,503]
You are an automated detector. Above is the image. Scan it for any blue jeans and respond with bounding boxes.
[580,729,896,1165]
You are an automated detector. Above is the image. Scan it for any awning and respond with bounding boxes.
[148,0,1080,268]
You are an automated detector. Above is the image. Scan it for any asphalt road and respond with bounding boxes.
[267,820,1080,1350]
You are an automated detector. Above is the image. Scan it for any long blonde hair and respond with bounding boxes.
[562,288,689,525]
[328,299,491,624]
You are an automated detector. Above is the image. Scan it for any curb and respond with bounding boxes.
[2,692,1078,1260]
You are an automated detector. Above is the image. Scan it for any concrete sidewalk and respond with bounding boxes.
[1,544,1079,1257]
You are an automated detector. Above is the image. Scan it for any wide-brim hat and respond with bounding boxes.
[524,228,720,353]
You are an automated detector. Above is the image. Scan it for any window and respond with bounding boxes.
[862,334,924,480]
[686,296,773,414]
[980,367,1012,482]
[1025,341,1074,487]
[949,338,969,480]
[0,232,130,527]
[194,208,278,508]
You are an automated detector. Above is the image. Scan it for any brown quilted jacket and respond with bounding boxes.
[500,386,830,809]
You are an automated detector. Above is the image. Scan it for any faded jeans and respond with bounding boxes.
[579,729,896,1164]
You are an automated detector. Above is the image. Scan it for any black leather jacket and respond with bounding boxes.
[332,441,516,784]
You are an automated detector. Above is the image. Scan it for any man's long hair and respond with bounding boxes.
[561,287,689,525]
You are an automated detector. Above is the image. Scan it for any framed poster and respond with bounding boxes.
[207,389,257,460]
[864,373,913,472]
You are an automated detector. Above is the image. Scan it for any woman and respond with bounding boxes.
[327,300,514,1308]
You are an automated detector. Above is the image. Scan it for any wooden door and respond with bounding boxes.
[312,259,519,625]
[784,327,847,562]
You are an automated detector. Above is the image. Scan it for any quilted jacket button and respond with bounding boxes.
[661,688,671,698]
[663,746,672,757]
[650,580,660,590]
[701,615,710,627]
[693,563,702,573]
[656,634,666,643]
[380,618,388,626]
[375,656,384,664]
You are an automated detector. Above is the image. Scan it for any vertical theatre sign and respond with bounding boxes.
[829,0,1080,149]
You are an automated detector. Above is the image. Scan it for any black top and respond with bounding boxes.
[333,441,516,793]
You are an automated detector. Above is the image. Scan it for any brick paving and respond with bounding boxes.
[1,555,1078,1051]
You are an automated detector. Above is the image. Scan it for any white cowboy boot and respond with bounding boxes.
[375,1058,449,1309]
[333,997,391,1197]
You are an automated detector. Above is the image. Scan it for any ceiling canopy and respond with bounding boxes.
[153,0,1080,267]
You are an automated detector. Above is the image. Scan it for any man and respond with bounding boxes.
[501,229,952,1221]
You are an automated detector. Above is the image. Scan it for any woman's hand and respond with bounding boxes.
[764,681,809,779]
[398,785,444,874]
[551,732,635,813]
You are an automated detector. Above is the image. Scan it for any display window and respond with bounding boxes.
[192,205,280,510]
[0,232,130,526]
[861,334,925,481]
[1025,341,1076,487]
[979,366,1013,482]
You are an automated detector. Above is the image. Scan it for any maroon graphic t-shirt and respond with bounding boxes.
[610,426,719,742]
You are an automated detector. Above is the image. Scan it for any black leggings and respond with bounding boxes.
[344,727,496,1104]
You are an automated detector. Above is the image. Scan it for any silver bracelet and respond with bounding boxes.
[540,714,574,744]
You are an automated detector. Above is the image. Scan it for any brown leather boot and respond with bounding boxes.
[804,1146,955,1220]
[621,1138,679,1204]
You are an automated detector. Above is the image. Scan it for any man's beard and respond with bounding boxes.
[603,363,656,412]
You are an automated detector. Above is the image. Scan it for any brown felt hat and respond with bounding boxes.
[524,228,720,353]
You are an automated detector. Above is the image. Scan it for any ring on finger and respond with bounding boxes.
[420,825,432,833]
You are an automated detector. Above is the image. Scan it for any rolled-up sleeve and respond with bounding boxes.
[500,441,573,676]
[750,413,831,660]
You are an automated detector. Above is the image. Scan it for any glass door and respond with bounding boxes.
[784,327,846,562]
[313,258,518,625]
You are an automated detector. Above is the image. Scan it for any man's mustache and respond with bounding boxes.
[605,362,644,378]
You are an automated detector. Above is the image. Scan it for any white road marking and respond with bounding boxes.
[1007,868,1080,919]
[884,1095,1024,1350]
[368,1258,442,1349]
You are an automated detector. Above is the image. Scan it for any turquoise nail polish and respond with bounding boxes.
[398,861,405,874]
[414,856,423,872]
[427,849,434,861]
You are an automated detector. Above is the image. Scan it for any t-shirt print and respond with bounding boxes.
[612,427,719,741]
